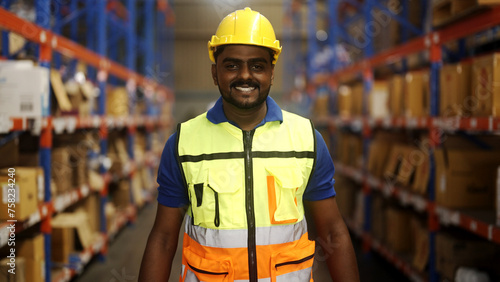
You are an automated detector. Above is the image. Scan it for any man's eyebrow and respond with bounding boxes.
[222,57,269,64]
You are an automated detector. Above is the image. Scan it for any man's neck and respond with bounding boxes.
[222,100,267,131]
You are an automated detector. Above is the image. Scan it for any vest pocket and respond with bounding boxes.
[188,168,243,228]
[183,246,234,282]
[266,167,303,224]
[270,238,315,281]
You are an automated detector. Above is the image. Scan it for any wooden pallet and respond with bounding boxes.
[432,0,500,27]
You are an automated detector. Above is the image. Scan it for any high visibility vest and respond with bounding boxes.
[177,110,317,282]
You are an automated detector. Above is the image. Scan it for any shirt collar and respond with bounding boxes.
[207,96,283,129]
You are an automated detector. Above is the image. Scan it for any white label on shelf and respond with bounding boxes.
[0,114,12,133]
[439,174,446,192]
[67,117,77,133]
[470,221,477,231]
[470,118,477,128]
[37,174,44,202]
[53,118,65,134]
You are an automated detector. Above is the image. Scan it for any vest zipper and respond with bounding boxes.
[243,129,257,282]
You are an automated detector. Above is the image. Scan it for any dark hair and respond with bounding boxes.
[213,45,275,64]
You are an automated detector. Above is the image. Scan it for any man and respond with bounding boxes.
[139,7,359,282]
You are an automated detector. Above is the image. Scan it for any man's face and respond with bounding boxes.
[212,45,275,110]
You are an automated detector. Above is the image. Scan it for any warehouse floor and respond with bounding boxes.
[75,202,411,282]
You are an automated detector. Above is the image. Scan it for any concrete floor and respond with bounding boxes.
[75,201,410,282]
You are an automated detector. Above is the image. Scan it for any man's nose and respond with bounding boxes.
[238,64,251,80]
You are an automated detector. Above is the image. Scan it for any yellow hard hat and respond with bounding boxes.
[208,7,282,64]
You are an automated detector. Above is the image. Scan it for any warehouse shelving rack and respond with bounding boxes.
[0,1,174,281]
[301,1,500,282]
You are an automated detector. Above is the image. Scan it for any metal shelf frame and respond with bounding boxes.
[301,1,500,282]
[0,1,174,281]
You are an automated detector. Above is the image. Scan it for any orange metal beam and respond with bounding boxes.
[438,5,500,44]
[0,7,170,94]
[331,5,500,78]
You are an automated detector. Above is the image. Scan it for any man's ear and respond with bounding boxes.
[211,64,218,86]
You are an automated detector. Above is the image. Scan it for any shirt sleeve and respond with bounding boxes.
[156,132,190,208]
[303,129,336,201]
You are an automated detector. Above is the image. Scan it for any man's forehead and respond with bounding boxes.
[217,45,272,61]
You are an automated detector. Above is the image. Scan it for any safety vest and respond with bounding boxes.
[177,110,317,282]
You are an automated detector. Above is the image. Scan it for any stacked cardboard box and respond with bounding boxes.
[435,147,500,209]
[0,167,43,221]
[471,53,500,117]
[0,61,49,119]
[368,80,390,119]
[18,234,45,282]
[334,175,358,219]
[385,206,413,253]
[440,61,472,116]
[388,74,405,117]
[336,133,363,169]
[404,70,430,118]
[436,232,500,280]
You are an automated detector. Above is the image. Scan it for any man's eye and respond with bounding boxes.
[225,64,238,70]
[251,65,264,71]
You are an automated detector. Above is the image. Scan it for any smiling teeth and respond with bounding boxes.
[235,86,255,92]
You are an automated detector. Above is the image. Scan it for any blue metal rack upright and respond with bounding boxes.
[35,1,53,281]
[0,1,175,281]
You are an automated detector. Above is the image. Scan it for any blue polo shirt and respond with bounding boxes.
[157,96,336,208]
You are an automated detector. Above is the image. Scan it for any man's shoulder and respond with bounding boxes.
[281,109,312,126]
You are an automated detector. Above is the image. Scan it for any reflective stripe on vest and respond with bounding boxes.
[177,110,317,282]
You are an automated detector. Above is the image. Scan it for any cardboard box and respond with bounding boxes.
[412,152,430,195]
[52,147,72,194]
[369,80,389,119]
[77,193,101,233]
[19,233,44,260]
[51,227,75,264]
[385,207,412,253]
[338,85,353,118]
[436,232,500,280]
[440,61,472,116]
[405,70,430,118]
[132,173,145,208]
[18,234,45,282]
[0,167,42,221]
[411,217,428,272]
[389,74,405,117]
[471,53,500,117]
[312,94,329,118]
[384,145,416,186]
[51,69,73,112]
[435,148,500,209]
[0,137,18,169]
[351,83,364,116]
[0,65,49,118]
[24,259,44,282]
[0,257,26,282]
[0,28,27,56]
[107,87,129,117]
[51,211,96,251]
[112,180,131,209]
